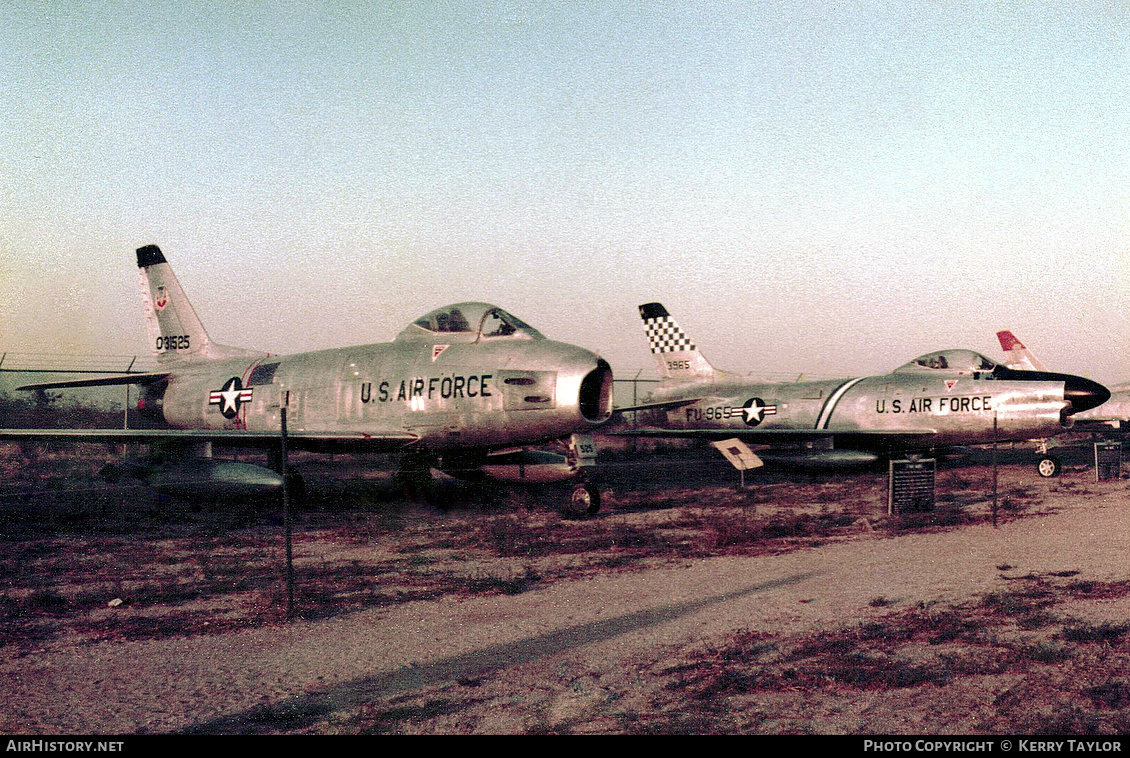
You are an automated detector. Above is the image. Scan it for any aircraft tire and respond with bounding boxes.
[1037,455,1062,478]
[565,482,601,517]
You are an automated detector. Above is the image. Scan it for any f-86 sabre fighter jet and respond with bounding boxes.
[615,303,1108,477]
[0,246,613,513]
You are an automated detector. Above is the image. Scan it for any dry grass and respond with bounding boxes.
[607,572,1130,735]
[0,447,1023,653]
[335,573,1130,735]
[2,442,1126,734]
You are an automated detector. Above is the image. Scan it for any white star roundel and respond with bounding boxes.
[740,397,777,427]
[209,377,254,419]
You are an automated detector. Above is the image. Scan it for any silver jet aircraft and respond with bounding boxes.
[997,329,1129,476]
[0,246,614,512]
[615,303,1109,475]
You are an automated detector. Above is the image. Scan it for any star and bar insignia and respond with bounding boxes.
[209,377,254,419]
[740,397,777,427]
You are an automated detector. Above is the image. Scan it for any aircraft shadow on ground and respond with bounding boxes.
[179,570,816,734]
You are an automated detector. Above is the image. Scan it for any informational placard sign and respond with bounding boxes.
[1094,441,1122,482]
[889,457,936,515]
[710,438,763,488]
[710,438,763,471]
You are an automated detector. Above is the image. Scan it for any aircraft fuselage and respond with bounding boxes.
[643,371,1084,448]
[161,338,612,451]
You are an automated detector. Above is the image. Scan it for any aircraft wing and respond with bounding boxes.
[608,426,939,469]
[0,428,420,453]
[609,427,937,441]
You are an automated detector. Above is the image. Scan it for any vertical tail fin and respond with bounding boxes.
[638,302,717,381]
[996,330,1048,372]
[137,245,254,362]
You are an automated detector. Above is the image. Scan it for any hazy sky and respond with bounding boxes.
[2,1,1128,384]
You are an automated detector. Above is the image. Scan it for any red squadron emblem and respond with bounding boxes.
[154,285,168,311]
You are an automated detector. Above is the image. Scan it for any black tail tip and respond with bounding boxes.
[638,302,669,319]
[136,245,166,268]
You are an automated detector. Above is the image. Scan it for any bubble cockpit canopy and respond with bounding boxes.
[397,302,544,342]
[894,349,999,376]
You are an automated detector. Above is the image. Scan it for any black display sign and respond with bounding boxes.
[889,457,936,515]
[1095,441,1122,482]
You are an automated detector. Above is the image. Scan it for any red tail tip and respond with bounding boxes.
[996,331,1024,350]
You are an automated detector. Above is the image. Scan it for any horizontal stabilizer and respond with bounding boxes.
[16,372,170,391]
[613,397,702,414]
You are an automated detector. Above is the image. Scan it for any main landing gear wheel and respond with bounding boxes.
[1037,455,1062,478]
[564,482,601,517]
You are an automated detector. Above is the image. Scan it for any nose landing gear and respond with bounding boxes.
[1037,455,1062,478]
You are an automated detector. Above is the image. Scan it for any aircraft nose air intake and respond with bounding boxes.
[579,359,614,424]
[1063,375,1111,414]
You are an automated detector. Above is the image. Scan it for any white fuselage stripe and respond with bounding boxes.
[816,376,868,429]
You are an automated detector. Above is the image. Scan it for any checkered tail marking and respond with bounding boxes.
[643,315,696,355]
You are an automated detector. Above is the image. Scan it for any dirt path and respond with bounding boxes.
[2,477,1128,734]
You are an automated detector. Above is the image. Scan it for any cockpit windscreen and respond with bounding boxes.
[895,349,999,375]
[402,302,543,341]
